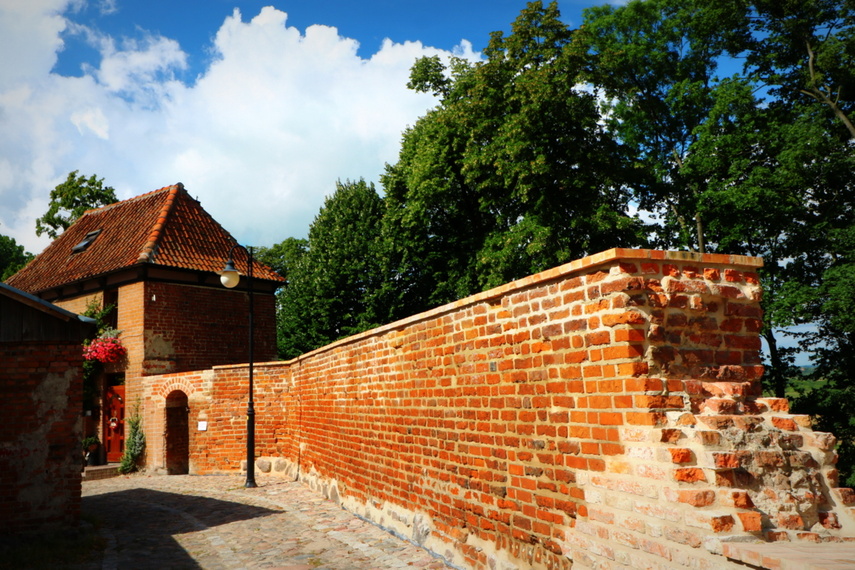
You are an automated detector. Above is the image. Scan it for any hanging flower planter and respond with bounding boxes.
[83,336,127,364]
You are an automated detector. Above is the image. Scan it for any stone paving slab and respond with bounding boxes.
[82,473,453,570]
[723,542,855,570]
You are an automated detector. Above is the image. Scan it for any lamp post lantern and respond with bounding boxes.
[218,244,257,488]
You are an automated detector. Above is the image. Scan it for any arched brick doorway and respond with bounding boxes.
[165,390,189,475]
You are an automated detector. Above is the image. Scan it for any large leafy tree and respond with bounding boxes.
[793,224,855,486]
[36,171,118,239]
[579,0,855,482]
[275,180,386,359]
[382,1,644,318]
[576,0,749,253]
[0,230,32,281]
[707,0,855,410]
[672,76,854,396]
[738,0,855,138]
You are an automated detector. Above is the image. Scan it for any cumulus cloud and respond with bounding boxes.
[0,0,67,85]
[0,2,479,254]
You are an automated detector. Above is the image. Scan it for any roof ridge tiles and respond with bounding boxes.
[137,184,183,263]
[82,183,183,217]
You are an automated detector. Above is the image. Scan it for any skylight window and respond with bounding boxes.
[72,230,102,254]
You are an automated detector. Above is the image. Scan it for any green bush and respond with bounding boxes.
[118,406,145,474]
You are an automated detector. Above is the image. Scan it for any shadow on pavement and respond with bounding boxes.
[83,488,280,569]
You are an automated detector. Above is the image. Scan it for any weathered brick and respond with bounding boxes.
[674,468,707,483]
[737,511,763,532]
[667,448,693,464]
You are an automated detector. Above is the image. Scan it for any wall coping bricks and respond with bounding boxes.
[290,248,764,363]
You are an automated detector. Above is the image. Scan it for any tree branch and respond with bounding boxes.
[802,41,855,139]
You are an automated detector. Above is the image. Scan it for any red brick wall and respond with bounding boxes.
[129,281,277,468]
[140,281,277,377]
[145,249,855,569]
[56,292,103,316]
[0,342,85,534]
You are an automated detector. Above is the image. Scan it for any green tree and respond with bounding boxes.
[580,0,855,480]
[737,0,855,138]
[791,224,855,487]
[276,179,386,359]
[382,1,644,318]
[696,0,855,402]
[36,171,118,239]
[0,230,32,280]
[577,0,751,252]
[255,237,308,279]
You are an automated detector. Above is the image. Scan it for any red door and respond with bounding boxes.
[104,385,125,463]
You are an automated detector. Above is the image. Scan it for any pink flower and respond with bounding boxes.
[83,337,127,363]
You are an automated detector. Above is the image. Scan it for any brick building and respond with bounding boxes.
[6,184,284,471]
[0,282,96,534]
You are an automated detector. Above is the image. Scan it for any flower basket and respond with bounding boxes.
[83,336,127,364]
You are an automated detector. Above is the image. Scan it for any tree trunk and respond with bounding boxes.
[763,329,787,399]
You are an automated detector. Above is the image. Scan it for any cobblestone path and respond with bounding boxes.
[82,473,452,570]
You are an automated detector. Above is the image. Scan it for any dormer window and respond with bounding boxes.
[72,230,102,254]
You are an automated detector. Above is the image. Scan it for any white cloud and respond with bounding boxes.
[0,3,480,254]
[95,0,116,15]
[0,0,67,86]
[70,107,109,138]
[94,33,187,100]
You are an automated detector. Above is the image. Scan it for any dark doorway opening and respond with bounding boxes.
[165,391,189,475]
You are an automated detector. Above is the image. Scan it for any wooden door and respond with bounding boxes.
[104,385,125,462]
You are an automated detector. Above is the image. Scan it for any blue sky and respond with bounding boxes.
[53,1,599,79]
[1,0,605,257]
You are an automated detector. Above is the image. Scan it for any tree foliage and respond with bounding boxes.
[274,180,386,359]
[0,230,32,281]
[382,1,645,317]
[255,237,307,280]
[36,171,118,239]
[739,0,855,137]
[790,224,855,486]
[576,0,752,253]
[578,0,855,482]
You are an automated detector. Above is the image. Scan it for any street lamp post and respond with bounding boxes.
[218,244,257,488]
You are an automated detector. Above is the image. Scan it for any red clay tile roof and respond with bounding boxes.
[7,184,285,294]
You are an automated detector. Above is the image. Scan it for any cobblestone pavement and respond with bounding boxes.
[82,473,453,570]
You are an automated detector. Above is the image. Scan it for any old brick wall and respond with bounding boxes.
[134,282,278,468]
[145,249,855,569]
[55,291,103,316]
[140,281,277,377]
[0,342,85,534]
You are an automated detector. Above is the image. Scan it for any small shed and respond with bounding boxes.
[0,282,95,534]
